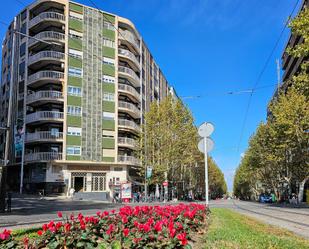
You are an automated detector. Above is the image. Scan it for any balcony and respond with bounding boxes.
[118,137,137,149]
[118,83,140,102]
[28,31,65,48]
[29,12,65,30]
[118,66,140,87]
[25,152,62,162]
[118,48,140,70]
[118,101,140,118]
[28,51,65,68]
[118,155,140,165]
[25,131,63,143]
[26,91,63,105]
[26,111,64,124]
[118,119,140,134]
[27,71,64,88]
[119,29,140,53]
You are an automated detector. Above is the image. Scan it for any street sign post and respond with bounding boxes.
[198,122,214,206]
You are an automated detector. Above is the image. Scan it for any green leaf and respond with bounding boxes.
[111,240,121,249]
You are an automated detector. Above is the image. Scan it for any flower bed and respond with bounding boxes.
[0,203,207,249]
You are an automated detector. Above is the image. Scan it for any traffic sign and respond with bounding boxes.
[198,137,214,153]
[198,122,214,137]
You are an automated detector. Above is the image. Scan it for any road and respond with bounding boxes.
[210,199,309,239]
[0,197,308,239]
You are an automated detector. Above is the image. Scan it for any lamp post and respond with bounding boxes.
[0,126,10,212]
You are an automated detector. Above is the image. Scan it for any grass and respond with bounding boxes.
[12,227,39,240]
[203,208,309,249]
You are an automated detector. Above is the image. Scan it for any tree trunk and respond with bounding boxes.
[298,176,309,202]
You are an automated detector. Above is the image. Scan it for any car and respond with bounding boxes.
[259,194,272,203]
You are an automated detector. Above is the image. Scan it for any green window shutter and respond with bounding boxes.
[67,116,82,126]
[69,19,83,32]
[103,29,115,40]
[102,101,115,112]
[102,157,115,162]
[102,83,115,93]
[68,76,82,87]
[66,135,81,145]
[102,120,115,130]
[102,138,115,149]
[69,3,83,14]
[103,13,115,24]
[69,38,82,51]
[69,56,82,68]
[67,96,82,106]
[67,155,81,161]
[102,64,115,77]
[102,46,115,58]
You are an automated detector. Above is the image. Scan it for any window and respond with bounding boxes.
[69,49,83,59]
[67,146,81,155]
[103,21,114,31]
[102,112,115,120]
[103,57,115,66]
[91,173,106,191]
[69,30,82,39]
[102,75,115,84]
[67,127,82,136]
[67,105,82,116]
[20,43,26,57]
[103,93,114,101]
[68,86,82,96]
[103,38,115,48]
[68,67,83,77]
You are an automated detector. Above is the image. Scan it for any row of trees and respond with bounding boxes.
[138,96,227,199]
[234,8,309,201]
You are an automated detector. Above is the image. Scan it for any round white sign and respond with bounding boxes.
[198,137,214,153]
[198,122,214,137]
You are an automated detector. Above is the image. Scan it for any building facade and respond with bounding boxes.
[0,0,174,198]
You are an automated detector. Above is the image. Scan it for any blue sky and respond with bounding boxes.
[1,0,301,191]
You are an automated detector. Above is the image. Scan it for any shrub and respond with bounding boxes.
[0,203,207,249]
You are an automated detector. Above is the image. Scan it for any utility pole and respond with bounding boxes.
[203,137,209,205]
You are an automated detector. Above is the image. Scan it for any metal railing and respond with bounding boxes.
[25,131,63,142]
[119,29,140,52]
[26,91,63,104]
[28,31,65,47]
[118,119,140,132]
[26,111,64,123]
[118,101,140,115]
[28,71,64,85]
[118,155,140,165]
[28,51,65,65]
[29,12,65,28]
[118,48,140,67]
[118,137,137,147]
[25,152,63,162]
[118,84,140,100]
[118,66,140,85]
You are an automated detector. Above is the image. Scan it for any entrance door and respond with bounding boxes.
[74,177,84,192]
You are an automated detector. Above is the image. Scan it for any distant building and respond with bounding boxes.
[0,0,177,197]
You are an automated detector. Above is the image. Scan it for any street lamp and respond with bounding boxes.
[0,126,10,213]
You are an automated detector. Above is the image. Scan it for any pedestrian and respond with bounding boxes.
[69,187,75,200]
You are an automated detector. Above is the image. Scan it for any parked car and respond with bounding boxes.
[259,194,272,203]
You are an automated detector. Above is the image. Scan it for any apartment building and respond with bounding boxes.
[0,0,174,198]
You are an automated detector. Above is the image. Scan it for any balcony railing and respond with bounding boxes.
[118,83,140,101]
[118,155,140,165]
[119,29,140,52]
[25,152,62,162]
[118,48,140,67]
[118,66,140,85]
[27,71,64,85]
[118,119,140,132]
[118,137,137,147]
[26,91,63,104]
[26,111,64,123]
[118,101,140,116]
[28,31,65,47]
[25,131,63,143]
[28,51,65,65]
[29,12,65,28]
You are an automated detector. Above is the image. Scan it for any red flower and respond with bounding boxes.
[154,221,163,232]
[0,229,11,240]
[64,223,71,232]
[169,228,176,238]
[23,237,29,246]
[42,224,48,231]
[96,211,101,216]
[122,215,128,224]
[37,230,43,236]
[123,228,130,237]
[177,232,188,245]
[57,211,63,218]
